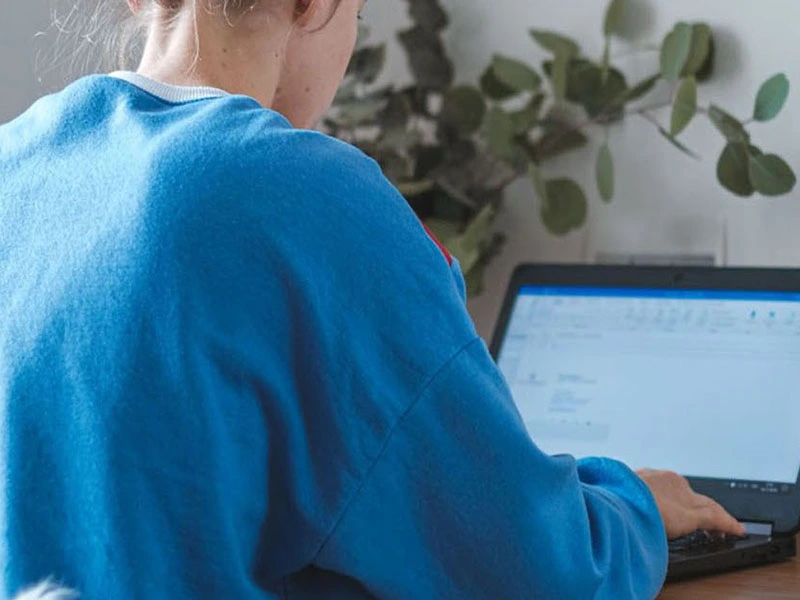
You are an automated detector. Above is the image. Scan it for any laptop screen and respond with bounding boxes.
[496,286,800,489]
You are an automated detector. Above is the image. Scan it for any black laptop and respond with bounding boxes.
[489,264,800,581]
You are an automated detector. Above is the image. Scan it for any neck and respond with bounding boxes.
[136,6,286,107]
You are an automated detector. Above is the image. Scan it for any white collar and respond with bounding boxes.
[109,71,230,103]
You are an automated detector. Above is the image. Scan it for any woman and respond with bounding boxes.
[0,1,743,598]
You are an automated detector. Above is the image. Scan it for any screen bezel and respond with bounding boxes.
[489,264,800,535]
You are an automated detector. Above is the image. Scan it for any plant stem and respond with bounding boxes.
[626,101,672,116]
[637,110,663,129]
[536,100,672,159]
[635,110,702,160]
[397,180,436,197]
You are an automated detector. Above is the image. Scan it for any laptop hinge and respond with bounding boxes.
[741,521,773,536]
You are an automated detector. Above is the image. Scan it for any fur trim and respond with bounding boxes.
[12,581,78,600]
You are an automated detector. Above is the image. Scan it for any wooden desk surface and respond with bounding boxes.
[658,536,799,599]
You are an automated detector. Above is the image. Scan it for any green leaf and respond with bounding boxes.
[749,153,797,196]
[601,38,611,85]
[544,58,628,118]
[334,78,358,103]
[717,143,755,197]
[708,104,750,143]
[541,178,588,235]
[479,65,518,101]
[330,96,388,126]
[380,126,421,154]
[682,23,712,77]
[449,204,497,273]
[658,126,701,160]
[623,73,661,103]
[397,25,454,91]
[440,86,487,135]
[670,76,697,136]
[754,73,790,122]
[430,186,472,218]
[406,0,449,33]
[530,30,580,56]
[604,0,627,37]
[535,126,590,161]
[696,35,716,82]
[510,93,545,133]
[485,107,517,162]
[491,55,542,92]
[378,151,414,184]
[413,145,446,179]
[346,44,387,84]
[596,144,615,202]
[529,163,548,201]
[660,22,693,82]
[464,261,488,297]
[580,71,629,120]
[552,52,570,103]
[459,229,506,298]
[380,94,413,130]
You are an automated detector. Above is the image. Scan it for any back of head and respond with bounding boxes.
[41,0,356,128]
[40,1,262,78]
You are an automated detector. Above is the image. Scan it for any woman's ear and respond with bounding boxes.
[293,0,337,29]
[293,0,315,24]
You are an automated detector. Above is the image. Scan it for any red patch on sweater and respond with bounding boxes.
[421,223,453,266]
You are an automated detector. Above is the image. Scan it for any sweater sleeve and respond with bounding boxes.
[309,337,668,600]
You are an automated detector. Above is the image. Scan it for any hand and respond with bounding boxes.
[636,469,746,539]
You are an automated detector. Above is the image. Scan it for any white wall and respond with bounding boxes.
[363,0,800,340]
[3,1,800,340]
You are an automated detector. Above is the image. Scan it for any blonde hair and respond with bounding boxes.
[37,0,261,79]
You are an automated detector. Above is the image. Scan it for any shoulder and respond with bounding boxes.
[231,117,402,216]
[175,108,449,257]
[161,103,397,213]
[144,101,458,290]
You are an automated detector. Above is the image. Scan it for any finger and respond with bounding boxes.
[694,499,745,536]
[666,512,704,539]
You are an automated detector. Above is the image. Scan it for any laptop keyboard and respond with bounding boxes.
[668,530,750,557]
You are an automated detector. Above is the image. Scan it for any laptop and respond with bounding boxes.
[489,264,800,581]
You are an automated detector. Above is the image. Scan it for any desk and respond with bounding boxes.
[658,536,799,599]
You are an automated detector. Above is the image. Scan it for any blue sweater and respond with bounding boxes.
[0,76,667,599]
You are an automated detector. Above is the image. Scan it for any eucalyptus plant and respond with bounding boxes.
[326,0,796,295]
